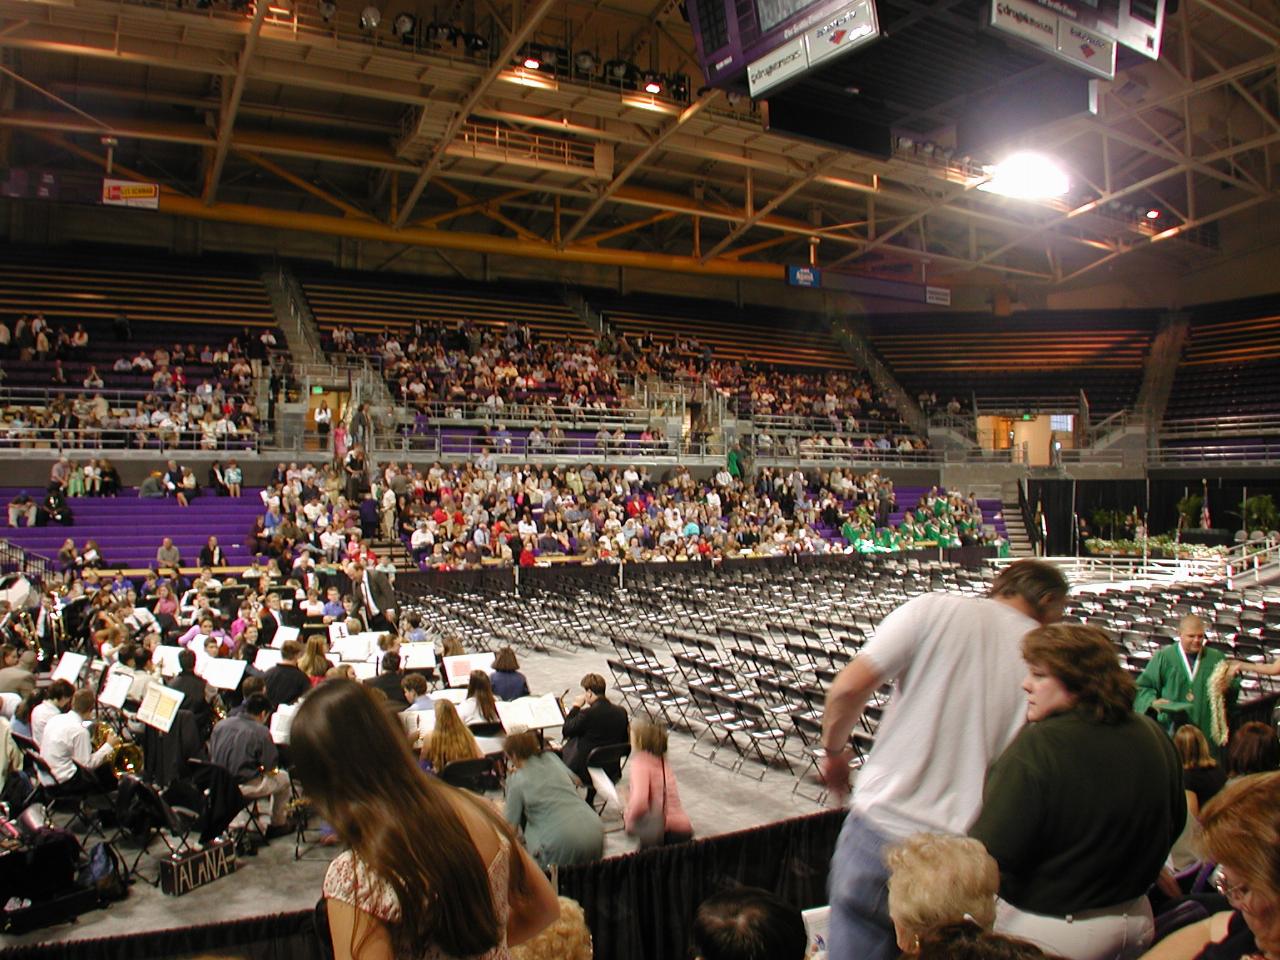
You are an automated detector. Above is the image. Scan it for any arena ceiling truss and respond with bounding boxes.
[0,0,1277,291]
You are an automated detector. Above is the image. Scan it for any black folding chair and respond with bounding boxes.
[440,757,499,795]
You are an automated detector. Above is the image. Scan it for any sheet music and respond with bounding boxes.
[271,625,300,649]
[52,652,88,684]
[328,621,349,642]
[271,701,299,744]
[399,708,436,742]
[400,642,437,671]
[350,661,378,680]
[433,688,466,704]
[137,684,186,733]
[153,645,184,678]
[99,671,134,710]
[332,632,381,664]
[197,658,248,691]
[443,652,496,687]
[253,647,283,671]
[495,694,565,731]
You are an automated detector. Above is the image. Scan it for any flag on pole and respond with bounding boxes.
[1201,480,1212,530]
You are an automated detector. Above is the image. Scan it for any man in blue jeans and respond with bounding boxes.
[819,559,1069,960]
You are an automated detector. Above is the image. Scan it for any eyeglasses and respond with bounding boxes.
[1213,872,1251,905]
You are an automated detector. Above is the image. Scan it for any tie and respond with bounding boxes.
[363,577,378,615]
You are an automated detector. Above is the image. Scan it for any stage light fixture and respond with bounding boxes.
[464,33,488,52]
[427,22,455,43]
[643,74,663,95]
[1145,208,1160,220]
[977,152,1069,200]
[359,5,380,30]
[318,0,336,20]
[392,12,416,41]
[574,51,596,73]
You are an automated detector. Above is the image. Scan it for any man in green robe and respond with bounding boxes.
[1134,614,1240,755]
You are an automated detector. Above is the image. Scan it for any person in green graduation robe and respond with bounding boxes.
[1134,613,1240,756]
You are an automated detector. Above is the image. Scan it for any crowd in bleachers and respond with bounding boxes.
[0,314,270,449]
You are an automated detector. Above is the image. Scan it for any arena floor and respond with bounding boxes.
[1,643,828,950]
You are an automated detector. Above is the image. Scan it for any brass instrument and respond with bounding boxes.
[90,722,145,780]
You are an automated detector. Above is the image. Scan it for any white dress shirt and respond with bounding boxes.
[30,699,63,746]
[39,711,113,784]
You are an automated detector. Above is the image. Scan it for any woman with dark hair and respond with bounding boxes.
[970,624,1185,960]
[502,730,603,870]
[490,648,530,701]
[459,671,502,726]
[1226,721,1280,779]
[290,680,559,960]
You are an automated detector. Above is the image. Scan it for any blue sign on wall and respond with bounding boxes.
[787,265,822,288]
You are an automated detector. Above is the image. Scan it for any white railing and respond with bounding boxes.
[986,554,1230,584]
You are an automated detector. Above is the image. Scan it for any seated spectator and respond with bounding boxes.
[40,484,72,526]
[156,537,182,569]
[491,646,531,701]
[1138,772,1280,960]
[690,886,808,960]
[420,699,482,772]
[139,472,166,498]
[886,834,999,954]
[624,719,693,848]
[1226,721,1280,779]
[970,624,1185,960]
[7,491,36,528]
[503,730,604,869]
[209,693,292,840]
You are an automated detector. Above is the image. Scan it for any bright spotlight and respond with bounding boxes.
[977,152,1070,201]
[523,54,541,69]
[643,74,663,95]
[1145,208,1161,220]
[359,4,380,29]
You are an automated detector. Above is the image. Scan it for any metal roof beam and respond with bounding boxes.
[392,0,558,229]
[203,0,267,206]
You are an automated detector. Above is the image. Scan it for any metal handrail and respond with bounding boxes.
[1149,443,1280,466]
[0,424,261,454]
[0,538,54,583]
[986,553,1230,584]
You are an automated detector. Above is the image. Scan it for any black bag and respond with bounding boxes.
[77,842,129,904]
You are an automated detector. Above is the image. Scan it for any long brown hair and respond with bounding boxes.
[466,670,501,723]
[291,680,517,956]
[297,635,331,678]
[428,698,483,771]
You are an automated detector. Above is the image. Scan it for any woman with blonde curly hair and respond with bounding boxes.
[886,833,999,954]
[421,699,483,773]
[511,896,592,960]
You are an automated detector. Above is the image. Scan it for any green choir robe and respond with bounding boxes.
[1134,643,1240,750]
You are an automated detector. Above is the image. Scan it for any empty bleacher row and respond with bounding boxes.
[397,558,1280,803]
[1161,294,1280,451]
[867,309,1159,416]
[587,291,854,371]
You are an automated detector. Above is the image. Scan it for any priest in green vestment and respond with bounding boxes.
[1134,614,1240,755]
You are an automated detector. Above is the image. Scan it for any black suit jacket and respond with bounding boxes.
[354,571,396,623]
[264,662,311,708]
[561,697,629,780]
[199,545,225,567]
[169,670,213,736]
[364,671,408,707]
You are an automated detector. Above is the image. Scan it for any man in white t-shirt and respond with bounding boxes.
[820,559,1069,960]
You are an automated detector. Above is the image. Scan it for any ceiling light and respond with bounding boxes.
[574,51,596,73]
[499,68,558,91]
[463,33,487,52]
[359,4,380,30]
[318,0,335,20]
[643,74,663,95]
[1145,208,1160,220]
[523,54,541,70]
[977,152,1070,201]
